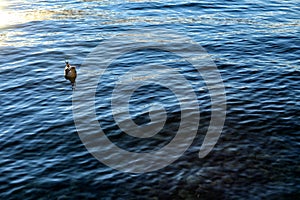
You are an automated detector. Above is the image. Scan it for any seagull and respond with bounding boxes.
[64,61,77,89]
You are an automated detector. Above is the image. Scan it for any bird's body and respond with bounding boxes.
[64,62,77,80]
[64,61,77,89]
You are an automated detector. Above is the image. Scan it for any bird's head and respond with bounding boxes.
[65,61,70,67]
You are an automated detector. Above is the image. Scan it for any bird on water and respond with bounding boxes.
[64,61,77,89]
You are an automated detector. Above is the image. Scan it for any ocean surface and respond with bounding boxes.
[0,0,299,199]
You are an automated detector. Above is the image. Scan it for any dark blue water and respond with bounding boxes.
[1,0,299,199]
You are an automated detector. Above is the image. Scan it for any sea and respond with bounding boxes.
[0,0,299,199]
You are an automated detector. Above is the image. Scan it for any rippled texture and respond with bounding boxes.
[0,0,299,199]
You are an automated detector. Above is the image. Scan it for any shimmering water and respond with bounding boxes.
[0,0,299,199]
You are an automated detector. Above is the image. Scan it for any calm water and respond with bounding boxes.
[0,0,299,199]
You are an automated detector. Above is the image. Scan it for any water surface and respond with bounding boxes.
[0,0,299,199]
